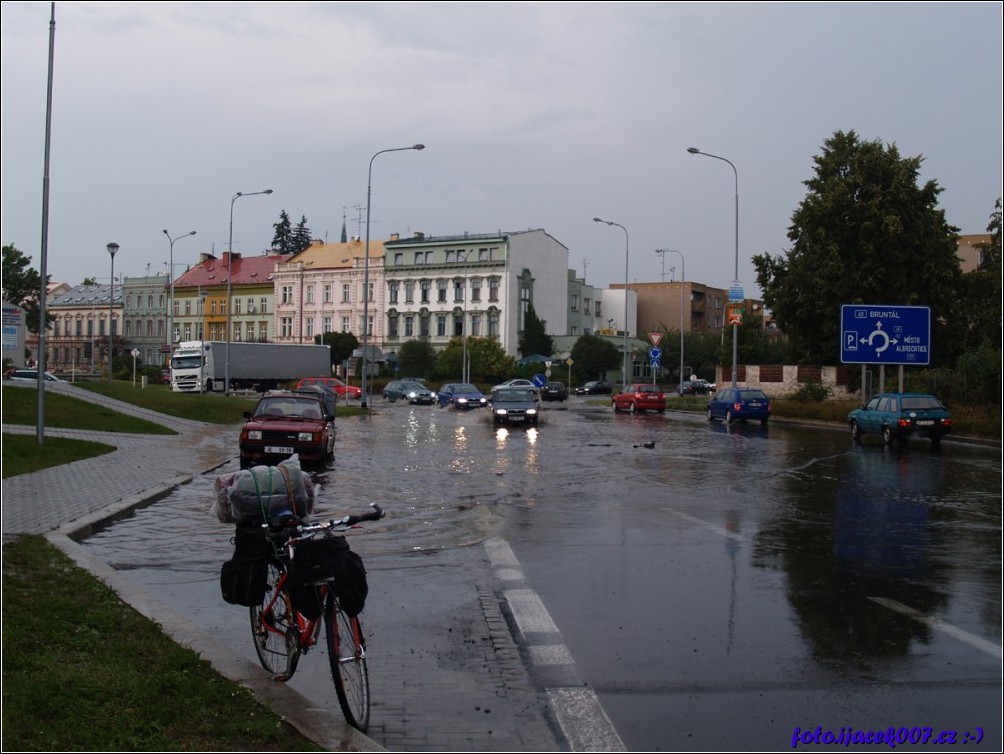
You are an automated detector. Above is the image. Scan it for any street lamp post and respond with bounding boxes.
[459,249,472,383]
[106,243,119,382]
[688,146,739,387]
[226,189,273,395]
[163,229,196,363]
[657,248,686,395]
[363,144,425,408]
[593,217,630,389]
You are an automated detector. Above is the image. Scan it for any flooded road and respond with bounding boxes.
[83,399,1002,751]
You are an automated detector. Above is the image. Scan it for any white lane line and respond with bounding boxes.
[547,687,628,752]
[505,588,561,635]
[869,596,1003,658]
[671,510,748,542]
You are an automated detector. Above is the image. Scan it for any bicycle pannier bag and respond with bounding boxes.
[219,521,271,606]
[291,536,369,617]
[335,546,369,618]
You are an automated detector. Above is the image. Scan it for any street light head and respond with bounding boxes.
[687,147,701,155]
[264,189,273,195]
[187,230,197,237]
[593,217,606,224]
[106,242,119,257]
[412,144,425,151]
[162,229,169,236]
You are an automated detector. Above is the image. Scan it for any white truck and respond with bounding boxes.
[170,340,331,393]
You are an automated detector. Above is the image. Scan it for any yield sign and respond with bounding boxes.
[648,332,663,348]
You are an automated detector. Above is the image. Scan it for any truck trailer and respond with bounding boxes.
[170,340,331,393]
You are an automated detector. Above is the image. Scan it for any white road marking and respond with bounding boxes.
[869,596,1002,658]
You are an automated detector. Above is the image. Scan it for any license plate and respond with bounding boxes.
[916,420,934,426]
[265,446,294,454]
[508,416,525,422]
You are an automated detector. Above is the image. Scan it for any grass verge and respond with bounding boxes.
[1,435,117,478]
[2,386,178,434]
[1,535,321,752]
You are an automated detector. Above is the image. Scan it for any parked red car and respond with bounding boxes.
[296,376,361,400]
[612,384,666,413]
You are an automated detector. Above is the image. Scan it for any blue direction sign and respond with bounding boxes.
[840,305,931,365]
[532,373,547,388]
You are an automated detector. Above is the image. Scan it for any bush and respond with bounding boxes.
[791,381,832,402]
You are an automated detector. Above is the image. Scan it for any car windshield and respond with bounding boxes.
[454,384,480,393]
[401,382,425,391]
[254,397,324,419]
[496,390,533,402]
[901,396,943,410]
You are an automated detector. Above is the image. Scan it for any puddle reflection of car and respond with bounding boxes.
[490,388,540,426]
[437,383,488,409]
[382,379,436,405]
[707,388,771,425]
[847,392,952,446]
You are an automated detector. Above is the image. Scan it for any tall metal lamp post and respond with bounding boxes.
[225,189,272,395]
[106,242,119,382]
[593,217,630,389]
[657,248,686,395]
[688,146,739,387]
[163,229,196,361]
[362,144,425,408]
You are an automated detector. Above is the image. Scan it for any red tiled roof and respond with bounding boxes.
[174,252,290,289]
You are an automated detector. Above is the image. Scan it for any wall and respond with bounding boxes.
[714,364,855,399]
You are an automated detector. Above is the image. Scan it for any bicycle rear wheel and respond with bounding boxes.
[324,592,370,731]
[250,559,300,681]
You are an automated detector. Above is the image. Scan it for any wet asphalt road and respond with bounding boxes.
[82,398,1002,751]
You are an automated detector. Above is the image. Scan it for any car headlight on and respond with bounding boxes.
[457,397,468,404]
[495,408,507,416]
[527,408,538,415]
[406,391,417,399]
[247,430,262,440]
[297,432,313,442]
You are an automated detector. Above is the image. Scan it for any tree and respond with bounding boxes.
[292,215,313,253]
[82,277,97,286]
[271,210,293,254]
[958,198,1002,351]
[570,332,620,382]
[436,336,515,383]
[2,243,51,333]
[316,331,358,370]
[518,303,553,358]
[397,338,438,378]
[752,130,962,365]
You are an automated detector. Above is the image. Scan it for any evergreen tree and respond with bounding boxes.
[292,215,313,253]
[271,210,293,253]
[518,302,554,357]
[2,243,51,333]
[753,130,962,365]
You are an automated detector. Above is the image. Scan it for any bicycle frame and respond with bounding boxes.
[256,566,327,653]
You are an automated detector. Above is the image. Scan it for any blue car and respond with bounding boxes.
[707,388,771,425]
[847,392,952,446]
[437,383,488,410]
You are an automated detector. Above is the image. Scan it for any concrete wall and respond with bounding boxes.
[714,364,855,399]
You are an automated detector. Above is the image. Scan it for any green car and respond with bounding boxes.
[847,392,952,446]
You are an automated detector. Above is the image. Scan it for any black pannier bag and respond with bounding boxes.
[220,521,271,606]
[290,536,369,618]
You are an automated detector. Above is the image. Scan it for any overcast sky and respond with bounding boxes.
[2,1,1001,299]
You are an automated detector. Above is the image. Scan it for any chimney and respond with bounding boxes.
[413,231,425,240]
[390,233,400,241]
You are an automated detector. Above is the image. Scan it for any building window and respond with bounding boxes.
[437,280,448,303]
[281,285,293,304]
[323,316,331,333]
[453,313,463,337]
[341,316,350,333]
[405,281,415,304]
[366,281,374,303]
[471,279,481,302]
[342,283,351,303]
[471,313,481,336]
[414,251,425,265]
[280,317,293,338]
[210,299,217,316]
[454,279,464,302]
[421,280,431,304]
[394,252,403,266]
[305,317,314,338]
[419,314,430,338]
[595,301,602,317]
[436,314,447,337]
[147,294,154,309]
[234,298,241,315]
[404,315,414,337]
[305,285,314,304]
[233,321,241,341]
[389,281,399,304]
[323,283,332,303]
[388,315,399,338]
[488,278,499,302]
[184,299,191,316]
[488,312,499,337]
[246,322,255,342]
[260,298,268,314]
[571,293,579,312]
[125,321,133,336]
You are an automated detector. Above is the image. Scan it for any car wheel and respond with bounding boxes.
[725,409,735,424]
[707,407,714,422]
[611,399,618,412]
[628,402,637,414]
[850,420,861,442]
[882,426,893,445]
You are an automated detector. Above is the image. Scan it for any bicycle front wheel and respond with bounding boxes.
[250,559,300,681]
[324,592,370,731]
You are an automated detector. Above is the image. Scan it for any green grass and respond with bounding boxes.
[2,386,179,434]
[1,435,117,478]
[1,535,321,752]
[72,381,259,424]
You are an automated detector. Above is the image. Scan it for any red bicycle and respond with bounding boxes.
[250,504,383,732]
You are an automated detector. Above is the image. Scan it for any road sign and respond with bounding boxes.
[728,281,744,302]
[649,347,662,360]
[650,357,661,369]
[727,303,743,325]
[648,332,663,347]
[840,305,931,365]
[532,373,547,388]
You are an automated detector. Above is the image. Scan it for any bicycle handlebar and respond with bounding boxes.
[264,503,385,546]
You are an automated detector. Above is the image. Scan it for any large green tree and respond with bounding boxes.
[271,211,293,254]
[958,198,1002,352]
[436,336,515,383]
[518,303,553,357]
[752,130,962,365]
[397,338,438,379]
[570,332,620,382]
[2,243,51,333]
[292,215,313,253]
[316,331,358,370]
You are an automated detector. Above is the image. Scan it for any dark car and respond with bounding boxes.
[847,392,952,446]
[437,383,489,409]
[707,388,771,425]
[540,381,568,402]
[296,376,361,400]
[612,383,666,413]
[382,379,436,404]
[574,380,613,395]
[239,390,334,469]
[679,380,710,396]
[490,388,540,426]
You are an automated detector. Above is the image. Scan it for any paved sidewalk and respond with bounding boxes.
[2,381,381,751]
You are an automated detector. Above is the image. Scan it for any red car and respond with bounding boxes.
[296,376,361,400]
[239,390,334,469]
[612,384,666,414]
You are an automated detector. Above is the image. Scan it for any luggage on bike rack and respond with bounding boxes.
[289,536,369,618]
[219,521,272,606]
